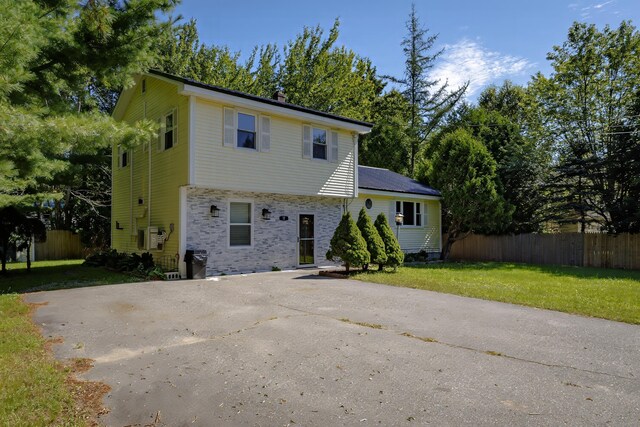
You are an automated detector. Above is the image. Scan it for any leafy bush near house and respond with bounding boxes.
[404,250,429,263]
[84,249,164,280]
[326,212,370,273]
[356,207,387,269]
[374,212,404,270]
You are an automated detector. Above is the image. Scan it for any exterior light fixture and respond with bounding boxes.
[395,212,404,226]
[262,208,272,220]
[210,205,220,218]
[394,212,404,239]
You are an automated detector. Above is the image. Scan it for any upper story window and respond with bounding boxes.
[312,128,327,160]
[223,108,270,152]
[159,110,177,151]
[118,145,128,168]
[237,112,256,149]
[303,125,338,162]
[396,201,422,227]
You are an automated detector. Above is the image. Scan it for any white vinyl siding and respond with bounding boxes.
[349,195,441,253]
[195,99,356,197]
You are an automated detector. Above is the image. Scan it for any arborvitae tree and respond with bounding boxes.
[374,213,404,270]
[356,208,387,270]
[326,212,370,273]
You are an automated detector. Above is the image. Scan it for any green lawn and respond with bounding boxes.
[0,294,84,426]
[0,259,142,294]
[354,262,640,324]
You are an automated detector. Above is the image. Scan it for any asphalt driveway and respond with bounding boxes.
[26,270,639,426]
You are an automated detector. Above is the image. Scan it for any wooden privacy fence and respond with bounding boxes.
[448,233,640,270]
[34,230,84,260]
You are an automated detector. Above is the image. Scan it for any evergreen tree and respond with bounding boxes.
[356,208,387,270]
[423,129,510,260]
[326,212,370,273]
[374,213,404,270]
[386,4,467,175]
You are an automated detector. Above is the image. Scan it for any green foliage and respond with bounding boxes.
[356,208,387,269]
[530,21,640,233]
[385,4,467,174]
[433,83,549,234]
[374,213,404,269]
[0,0,175,233]
[156,18,381,121]
[326,212,370,272]
[84,249,163,280]
[423,129,510,259]
[359,90,411,175]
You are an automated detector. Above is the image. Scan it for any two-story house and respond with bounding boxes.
[112,70,441,277]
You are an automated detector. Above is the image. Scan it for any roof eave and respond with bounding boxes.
[358,187,442,200]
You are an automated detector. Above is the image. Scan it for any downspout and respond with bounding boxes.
[145,100,151,231]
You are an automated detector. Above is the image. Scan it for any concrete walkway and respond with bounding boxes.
[26,271,640,426]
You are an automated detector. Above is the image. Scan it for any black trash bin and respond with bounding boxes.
[184,249,207,279]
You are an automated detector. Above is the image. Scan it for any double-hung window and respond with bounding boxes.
[161,111,176,151]
[118,145,128,168]
[312,128,327,160]
[396,201,422,227]
[237,112,256,149]
[229,202,252,246]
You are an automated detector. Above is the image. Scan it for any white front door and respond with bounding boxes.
[298,214,315,265]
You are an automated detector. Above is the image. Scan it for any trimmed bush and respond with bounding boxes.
[356,208,387,269]
[374,212,404,270]
[326,212,370,273]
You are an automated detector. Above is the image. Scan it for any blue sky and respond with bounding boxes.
[172,0,640,100]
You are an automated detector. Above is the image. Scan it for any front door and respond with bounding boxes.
[299,214,315,265]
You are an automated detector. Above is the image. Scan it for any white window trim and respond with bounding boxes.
[235,110,258,151]
[117,145,129,168]
[159,109,177,152]
[227,199,254,248]
[311,126,329,161]
[396,200,424,228]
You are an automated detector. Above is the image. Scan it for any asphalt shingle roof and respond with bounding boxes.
[148,69,373,128]
[358,166,441,197]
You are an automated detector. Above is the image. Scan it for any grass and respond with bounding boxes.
[0,294,84,426]
[353,262,640,324]
[0,259,142,294]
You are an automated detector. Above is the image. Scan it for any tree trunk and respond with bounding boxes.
[440,231,458,261]
[26,241,31,272]
[345,262,350,273]
[0,237,7,273]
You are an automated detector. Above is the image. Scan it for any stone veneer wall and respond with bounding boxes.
[186,188,343,275]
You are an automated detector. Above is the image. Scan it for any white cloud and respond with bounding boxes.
[578,0,616,18]
[430,38,533,99]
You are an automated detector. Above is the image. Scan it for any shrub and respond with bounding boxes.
[326,212,370,273]
[374,213,404,270]
[356,208,387,269]
[84,249,163,280]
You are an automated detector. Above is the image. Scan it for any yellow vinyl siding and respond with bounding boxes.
[350,195,441,253]
[111,76,189,261]
[193,99,356,198]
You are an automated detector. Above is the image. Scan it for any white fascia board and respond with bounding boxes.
[180,84,372,134]
[358,188,442,201]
